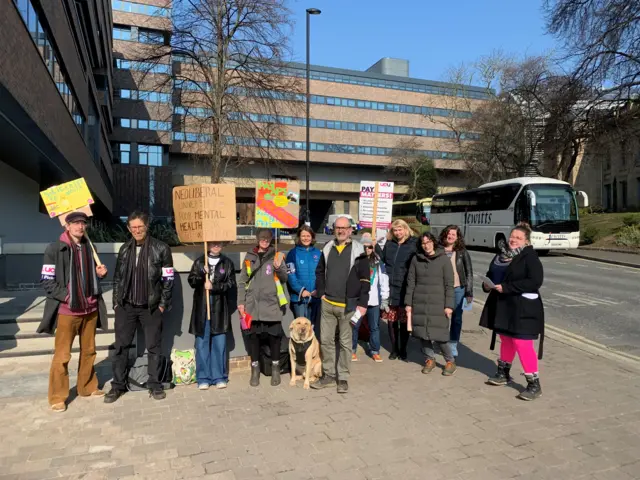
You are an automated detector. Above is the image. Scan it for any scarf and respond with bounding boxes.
[65,232,99,310]
[498,245,524,263]
[125,236,150,306]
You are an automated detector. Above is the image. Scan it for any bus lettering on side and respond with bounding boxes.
[465,212,492,224]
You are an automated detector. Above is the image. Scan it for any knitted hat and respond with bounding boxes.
[360,233,373,245]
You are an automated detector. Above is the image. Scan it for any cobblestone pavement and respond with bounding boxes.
[1,311,640,480]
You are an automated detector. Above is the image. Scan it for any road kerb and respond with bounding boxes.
[472,299,640,370]
[561,252,640,269]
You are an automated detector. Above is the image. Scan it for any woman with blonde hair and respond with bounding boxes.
[479,223,545,401]
[377,219,416,361]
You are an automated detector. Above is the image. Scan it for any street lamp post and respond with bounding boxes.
[305,7,321,226]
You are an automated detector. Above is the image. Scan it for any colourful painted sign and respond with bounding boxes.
[255,181,300,228]
[40,178,94,218]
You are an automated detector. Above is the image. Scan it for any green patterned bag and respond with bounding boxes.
[170,348,196,385]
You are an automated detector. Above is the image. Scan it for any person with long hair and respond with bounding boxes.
[378,219,416,361]
[286,226,322,338]
[351,233,389,363]
[238,229,288,387]
[439,225,473,357]
[405,232,457,375]
[479,222,544,401]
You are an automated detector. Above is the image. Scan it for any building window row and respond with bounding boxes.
[112,143,163,166]
[118,118,171,131]
[113,0,170,17]
[115,58,171,75]
[13,0,85,130]
[228,111,479,140]
[117,89,172,103]
[174,107,475,139]
[290,68,491,100]
[172,133,460,160]
[171,56,491,100]
[113,26,165,45]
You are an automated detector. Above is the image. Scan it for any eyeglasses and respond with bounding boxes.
[334,227,350,231]
[364,245,374,249]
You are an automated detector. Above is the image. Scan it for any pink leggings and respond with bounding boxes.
[499,335,538,374]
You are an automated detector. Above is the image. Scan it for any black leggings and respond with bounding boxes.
[248,332,281,364]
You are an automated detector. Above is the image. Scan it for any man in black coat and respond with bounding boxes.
[105,211,174,403]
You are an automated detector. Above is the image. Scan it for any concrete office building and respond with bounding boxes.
[0,0,115,244]
[110,1,490,227]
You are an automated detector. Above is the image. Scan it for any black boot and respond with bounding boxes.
[271,361,281,386]
[487,360,512,386]
[518,374,542,401]
[250,363,260,387]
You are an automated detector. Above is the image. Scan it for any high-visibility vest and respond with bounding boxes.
[245,257,288,307]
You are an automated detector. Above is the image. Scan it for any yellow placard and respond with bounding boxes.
[40,178,94,218]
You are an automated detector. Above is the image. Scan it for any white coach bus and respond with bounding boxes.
[430,177,589,252]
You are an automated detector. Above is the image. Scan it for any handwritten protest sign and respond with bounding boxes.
[40,178,94,218]
[172,184,237,242]
[255,181,300,228]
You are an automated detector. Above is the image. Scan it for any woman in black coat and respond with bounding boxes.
[405,232,457,376]
[479,223,544,401]
[188,242,236,390]
[378,219,417,361]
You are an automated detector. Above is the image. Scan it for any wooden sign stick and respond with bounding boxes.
[204,241,211,321]
[372,182,380,235]
[83,233,102,266]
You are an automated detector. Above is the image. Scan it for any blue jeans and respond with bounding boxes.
[449,287,466,356]
[195,319,228,386]
[352,306,381,355]
[292,298,320,340]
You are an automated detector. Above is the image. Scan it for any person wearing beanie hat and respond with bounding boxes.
[351,232,389,363]
[39,210,109,412]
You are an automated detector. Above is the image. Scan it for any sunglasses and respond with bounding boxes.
[364,245,374,249]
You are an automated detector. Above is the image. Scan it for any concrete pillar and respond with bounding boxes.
[349,201,359,222]
[333,200,343,214]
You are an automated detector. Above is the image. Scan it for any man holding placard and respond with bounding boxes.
[39,211,109,413]
[105,211,174,403]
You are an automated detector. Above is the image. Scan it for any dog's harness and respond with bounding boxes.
[293,339,313,366]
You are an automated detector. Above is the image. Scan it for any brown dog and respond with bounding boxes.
[289,317,322,389]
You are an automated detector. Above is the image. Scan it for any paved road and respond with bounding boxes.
[468,250,640,357]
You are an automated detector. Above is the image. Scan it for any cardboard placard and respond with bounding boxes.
[172,184,237,242]
[40,178,94,218]
[255,180,300,228]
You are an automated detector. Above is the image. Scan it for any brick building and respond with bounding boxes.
[110,0,489,228]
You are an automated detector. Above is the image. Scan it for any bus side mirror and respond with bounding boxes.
[577,191,589,208]
[527,190,537,207]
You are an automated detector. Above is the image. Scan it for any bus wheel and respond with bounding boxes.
[495,234,507,252]
[537,249,550,256]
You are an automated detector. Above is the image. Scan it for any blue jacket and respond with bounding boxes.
[286,245,321,303]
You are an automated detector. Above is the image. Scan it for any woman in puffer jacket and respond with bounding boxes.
[286,226,322,338]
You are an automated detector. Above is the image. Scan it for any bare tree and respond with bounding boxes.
[133,0,302,182]
[544,0,640,102]
[429,53,606,185]
[386,137,438,200]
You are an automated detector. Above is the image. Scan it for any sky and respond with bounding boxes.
[287,0,561,85]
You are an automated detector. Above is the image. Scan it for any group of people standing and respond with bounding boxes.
[41,211,544,413]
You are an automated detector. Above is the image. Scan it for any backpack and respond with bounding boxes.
[127,352,173,391]
[259,335,291,376]
[170,348,197,385]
